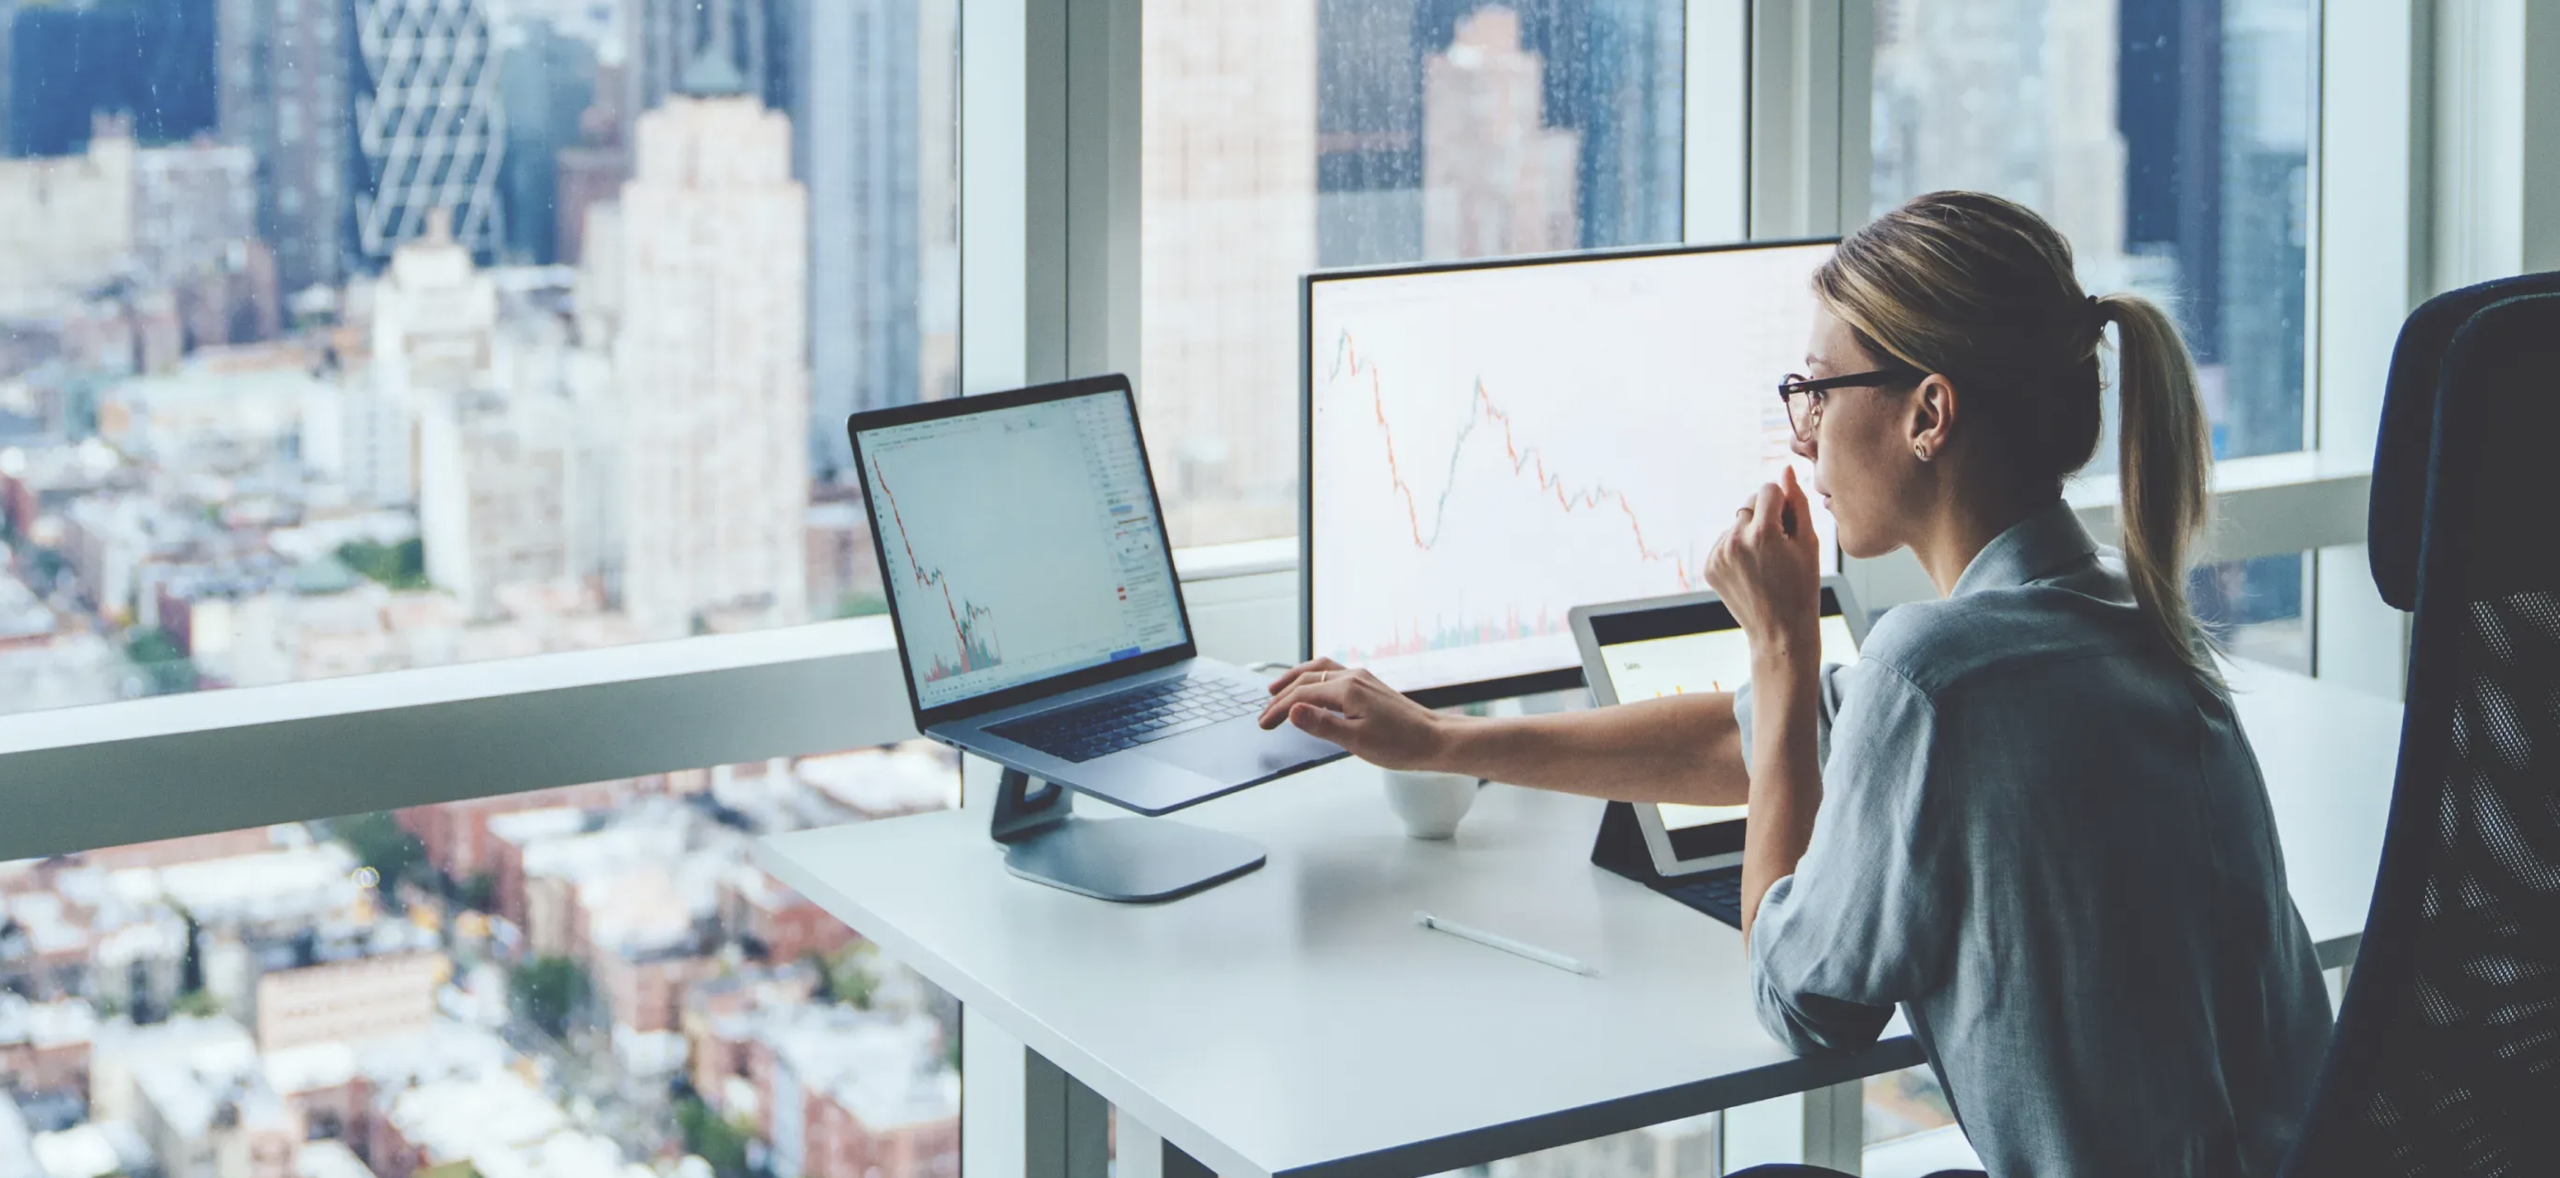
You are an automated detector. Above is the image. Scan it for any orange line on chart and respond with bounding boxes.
[1332,330,1710,591]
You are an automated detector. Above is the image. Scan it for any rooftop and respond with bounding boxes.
[386,1073,568,1166]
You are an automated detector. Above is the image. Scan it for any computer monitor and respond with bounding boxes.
[1301,239,1842,706]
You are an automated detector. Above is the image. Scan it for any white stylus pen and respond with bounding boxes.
[1414,910,1600,977]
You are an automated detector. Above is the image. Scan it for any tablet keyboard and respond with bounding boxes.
[988,676,1268,763]
[1654,867,1744,930]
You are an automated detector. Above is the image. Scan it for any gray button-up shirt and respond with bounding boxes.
[1735,501,2331,1178]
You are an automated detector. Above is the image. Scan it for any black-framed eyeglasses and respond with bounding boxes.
[1776,368,1927,441]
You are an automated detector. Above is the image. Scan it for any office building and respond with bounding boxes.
[217,0,353,296]
[1139,0,1318,545]
[609,91,810,635]
[1574,0,1683,249]
[351,0,509,265]
[252,952,444,1053]
[497,19,602,265]
[132,139,261,284]
[1871,0,2131,287]
[371,210,498,408]
[2216,0,2313,458]
[624,0,785,127]
[0,120,134,319]
[418,384,617,622]
[1313,0,1679,266]
[796,0,924,475]
[5,0,218,157]
[1421,6,1581,259]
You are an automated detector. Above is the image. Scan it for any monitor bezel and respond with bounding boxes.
[847,373,1201,732]
[1298,236,1843,709]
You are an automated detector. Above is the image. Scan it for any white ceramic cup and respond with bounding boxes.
[1381,767,1480,839]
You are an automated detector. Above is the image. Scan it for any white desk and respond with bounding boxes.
[755,665,2399,1178]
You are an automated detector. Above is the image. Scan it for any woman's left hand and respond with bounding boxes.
[1704,466,1823,657]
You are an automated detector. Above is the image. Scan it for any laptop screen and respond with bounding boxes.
[1590,608,1859,832]
[857,390,1190,712]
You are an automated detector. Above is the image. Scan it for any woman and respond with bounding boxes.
[1257,191,2331,1178]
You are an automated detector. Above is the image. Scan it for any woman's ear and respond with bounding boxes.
[1909,374,1960,461]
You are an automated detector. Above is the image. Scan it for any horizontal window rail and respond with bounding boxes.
[0,468,2367,863]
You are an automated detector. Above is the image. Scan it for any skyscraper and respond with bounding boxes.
[796,0,922,476]
[217,0,353,294]
[1869,0,2128,285]
[6,0,218,157]
[499,19,601,265]
[1140,0,1318,545]
[610,91,809,634]
[1422,7,1580,258]
[625,0,780,128]
[1575,0,1681,248]
[352,0,509,265]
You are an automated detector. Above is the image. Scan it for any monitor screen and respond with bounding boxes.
[1587,611,1860,832]
[857,390,1189,712]
[1305,240,1841,701]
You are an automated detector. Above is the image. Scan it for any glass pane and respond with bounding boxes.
[0,744,962,1178]
[1142,0,1688,547]
[0,0,959,715]
[2192,551,2310,673]
[1869,0,2315,461]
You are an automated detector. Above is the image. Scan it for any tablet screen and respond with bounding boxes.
[1592,612,1860,831]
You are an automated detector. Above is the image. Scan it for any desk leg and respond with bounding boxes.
[1112,1107,1215,1178]
[1025,1050,1111,1178]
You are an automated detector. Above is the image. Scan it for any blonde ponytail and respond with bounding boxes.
[2099,293,2217,685]
[1813,191,2219,684]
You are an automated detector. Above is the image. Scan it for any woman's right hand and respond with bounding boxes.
[1257,658,1453,771]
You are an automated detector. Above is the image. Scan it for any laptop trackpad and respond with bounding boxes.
[1145,721,1340,780]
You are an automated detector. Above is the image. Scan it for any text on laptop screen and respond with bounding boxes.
[859,392,1188,710]
[1595,613,1859,831]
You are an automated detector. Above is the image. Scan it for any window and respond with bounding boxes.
[0,745,961,1178]
[2194,551,2311,674]
[0,0,958,716]
[1869,0,2317,461]
[1139,0,1688,547]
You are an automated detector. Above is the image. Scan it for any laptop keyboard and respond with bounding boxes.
[988,676,1269,763]
[1654,868,1745,930]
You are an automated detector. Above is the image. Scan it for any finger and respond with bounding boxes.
[1259,678,1360,729]
[1288,701,1357,744]
[1266,658,1345,695]
[1750,482,1786,542]
[1780,467,1814,542]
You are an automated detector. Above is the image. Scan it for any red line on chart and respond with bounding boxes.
[871,458,1002,681]
[1331,330,1711,591]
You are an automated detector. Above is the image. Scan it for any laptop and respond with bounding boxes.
[1569,578,1869,928]
[848,374,1348,818]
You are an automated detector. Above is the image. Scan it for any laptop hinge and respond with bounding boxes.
[990,767,1074,843]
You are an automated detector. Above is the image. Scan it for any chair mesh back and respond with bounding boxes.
[2284,292,2560,1178]
[2346,594,2560,1172]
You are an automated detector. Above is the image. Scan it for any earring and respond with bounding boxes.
[1914,444,1932,462]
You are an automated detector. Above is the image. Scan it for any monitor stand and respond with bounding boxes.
[988,768,1267,902]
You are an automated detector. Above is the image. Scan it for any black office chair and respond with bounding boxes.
[2276,280,2560,1177]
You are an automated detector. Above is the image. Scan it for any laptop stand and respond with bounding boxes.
[989,768,1268,902]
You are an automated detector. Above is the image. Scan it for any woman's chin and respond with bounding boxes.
[1836,529,1897,562]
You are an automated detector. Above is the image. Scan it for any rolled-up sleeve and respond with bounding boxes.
[1737,663,1955,1055]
